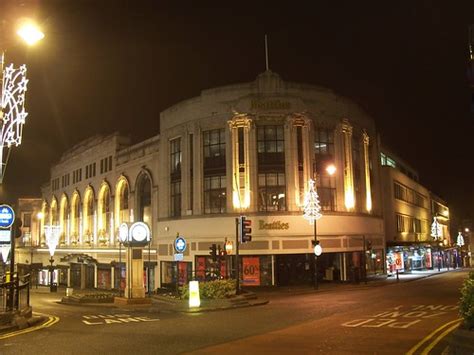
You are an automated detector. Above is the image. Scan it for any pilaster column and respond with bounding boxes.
[286,115,311,210]
[362,131,372,213]
[284,119,298,211]
[341,119,355,211]
[192,126,203,215]
[181,129,191,215]
[228,115,253,212]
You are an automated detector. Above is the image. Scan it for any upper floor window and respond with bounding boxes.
[100,156,113,174]
[314,128,336,211]
[204,175,226,214]
[203,129,226,171]
[257,125,284,167]
[170,138,182,178]
[258,172,286,211]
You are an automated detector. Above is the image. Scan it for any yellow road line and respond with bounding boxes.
[0,314,60,340]
[420,320,461,355]
[406,318,461,355]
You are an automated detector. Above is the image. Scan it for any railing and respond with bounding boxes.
[0,274,30,313]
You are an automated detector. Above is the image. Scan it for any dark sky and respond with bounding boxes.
[1,1,473,227]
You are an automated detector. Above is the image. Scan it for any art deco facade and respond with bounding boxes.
[17,71,386,288]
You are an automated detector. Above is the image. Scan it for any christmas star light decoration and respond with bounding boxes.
[0,62,29,182]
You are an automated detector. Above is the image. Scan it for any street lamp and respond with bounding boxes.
[303,179,322,289]
[431,216,442,271]
[44,225,60,292]
[0,19,44,183]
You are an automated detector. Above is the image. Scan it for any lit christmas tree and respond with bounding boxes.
[303,179,322,225]
[456,232,465,247]
[430,217,442,240]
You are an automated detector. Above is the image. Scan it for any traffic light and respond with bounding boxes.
[13,217,22,239]
[209,243,217,260]
[239,216,252,243]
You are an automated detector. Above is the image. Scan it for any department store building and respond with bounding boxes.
[17,71,386,289]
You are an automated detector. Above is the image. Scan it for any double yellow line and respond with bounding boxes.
[406,318,462,355]
[0,312,59,340]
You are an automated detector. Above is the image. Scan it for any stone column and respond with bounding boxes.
[334,125,345,211]
[193,126,203,215]
[228,115,253,212]
[67,267,71,287]
[362,131,372,213]
[341,119,355,211]
[94,264,98,288]
[284,118,298,211]
[125,247,145,299]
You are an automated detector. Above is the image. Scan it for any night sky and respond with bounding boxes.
[1,1,473,227]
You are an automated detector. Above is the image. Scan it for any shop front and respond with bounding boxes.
[386,244,433,274]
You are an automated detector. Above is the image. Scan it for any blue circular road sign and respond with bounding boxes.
[0,205,15,229]
[175,237,186,253]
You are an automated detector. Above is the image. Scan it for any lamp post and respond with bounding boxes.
[303,179,322,289]
[44,225,60,292]
[431,216,442,271]
[0,20,44,184]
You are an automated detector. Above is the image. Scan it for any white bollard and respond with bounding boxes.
[188,281,200,308]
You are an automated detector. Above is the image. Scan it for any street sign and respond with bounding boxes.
[0,204,15,229]
[0,229,11,243]
[175,237,186,253]
[0,244,10,262]
[174,253,183,261]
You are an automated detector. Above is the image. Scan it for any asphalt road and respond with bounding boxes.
[0,270,468,355]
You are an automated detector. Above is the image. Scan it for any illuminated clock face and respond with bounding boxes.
[119,224,129,242]
[130,223,149,242]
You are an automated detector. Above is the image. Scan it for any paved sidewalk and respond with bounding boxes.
[247,267,465,299]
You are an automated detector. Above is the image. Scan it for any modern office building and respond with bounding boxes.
[380,148,451,274]
[14,70,387,289]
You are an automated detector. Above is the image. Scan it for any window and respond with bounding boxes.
[170,138,182,217]
[258,173,286,211]
[204,175,226,214]
[100,156,113,174]
[22,213,31,228]
[314,128,336,211]
[203,129,226,213]
[394,181,427,209]
[52,178,59,191]
[85,162,96,179]
[170,138,182,176]
[203,129,226,170]
[170,181,181,217]
[257,125,286,211]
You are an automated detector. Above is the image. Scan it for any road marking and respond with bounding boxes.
[419,321,461,355]
[0,313,59,340]
[405,318,461,355]
[81,314,159,326]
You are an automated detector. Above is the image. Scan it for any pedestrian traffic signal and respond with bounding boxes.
[209,243,217,260]
[239,216,252,243]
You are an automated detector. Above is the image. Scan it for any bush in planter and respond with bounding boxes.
[180,279,236,300]
[459,271,474,329]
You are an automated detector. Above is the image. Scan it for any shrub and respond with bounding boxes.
[180,279,236,300]
[459,272,474,329]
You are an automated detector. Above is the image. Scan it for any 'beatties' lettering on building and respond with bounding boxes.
[250,99,291,110]
[259,220,289,230]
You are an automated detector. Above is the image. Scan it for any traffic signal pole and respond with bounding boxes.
[235,217,240,295]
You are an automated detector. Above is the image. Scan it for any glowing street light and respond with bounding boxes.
[326,164,336,176]
[16,21,45,46]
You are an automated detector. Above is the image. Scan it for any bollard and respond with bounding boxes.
[396,269,399,282]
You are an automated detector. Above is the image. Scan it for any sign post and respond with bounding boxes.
[174,234,186,296]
